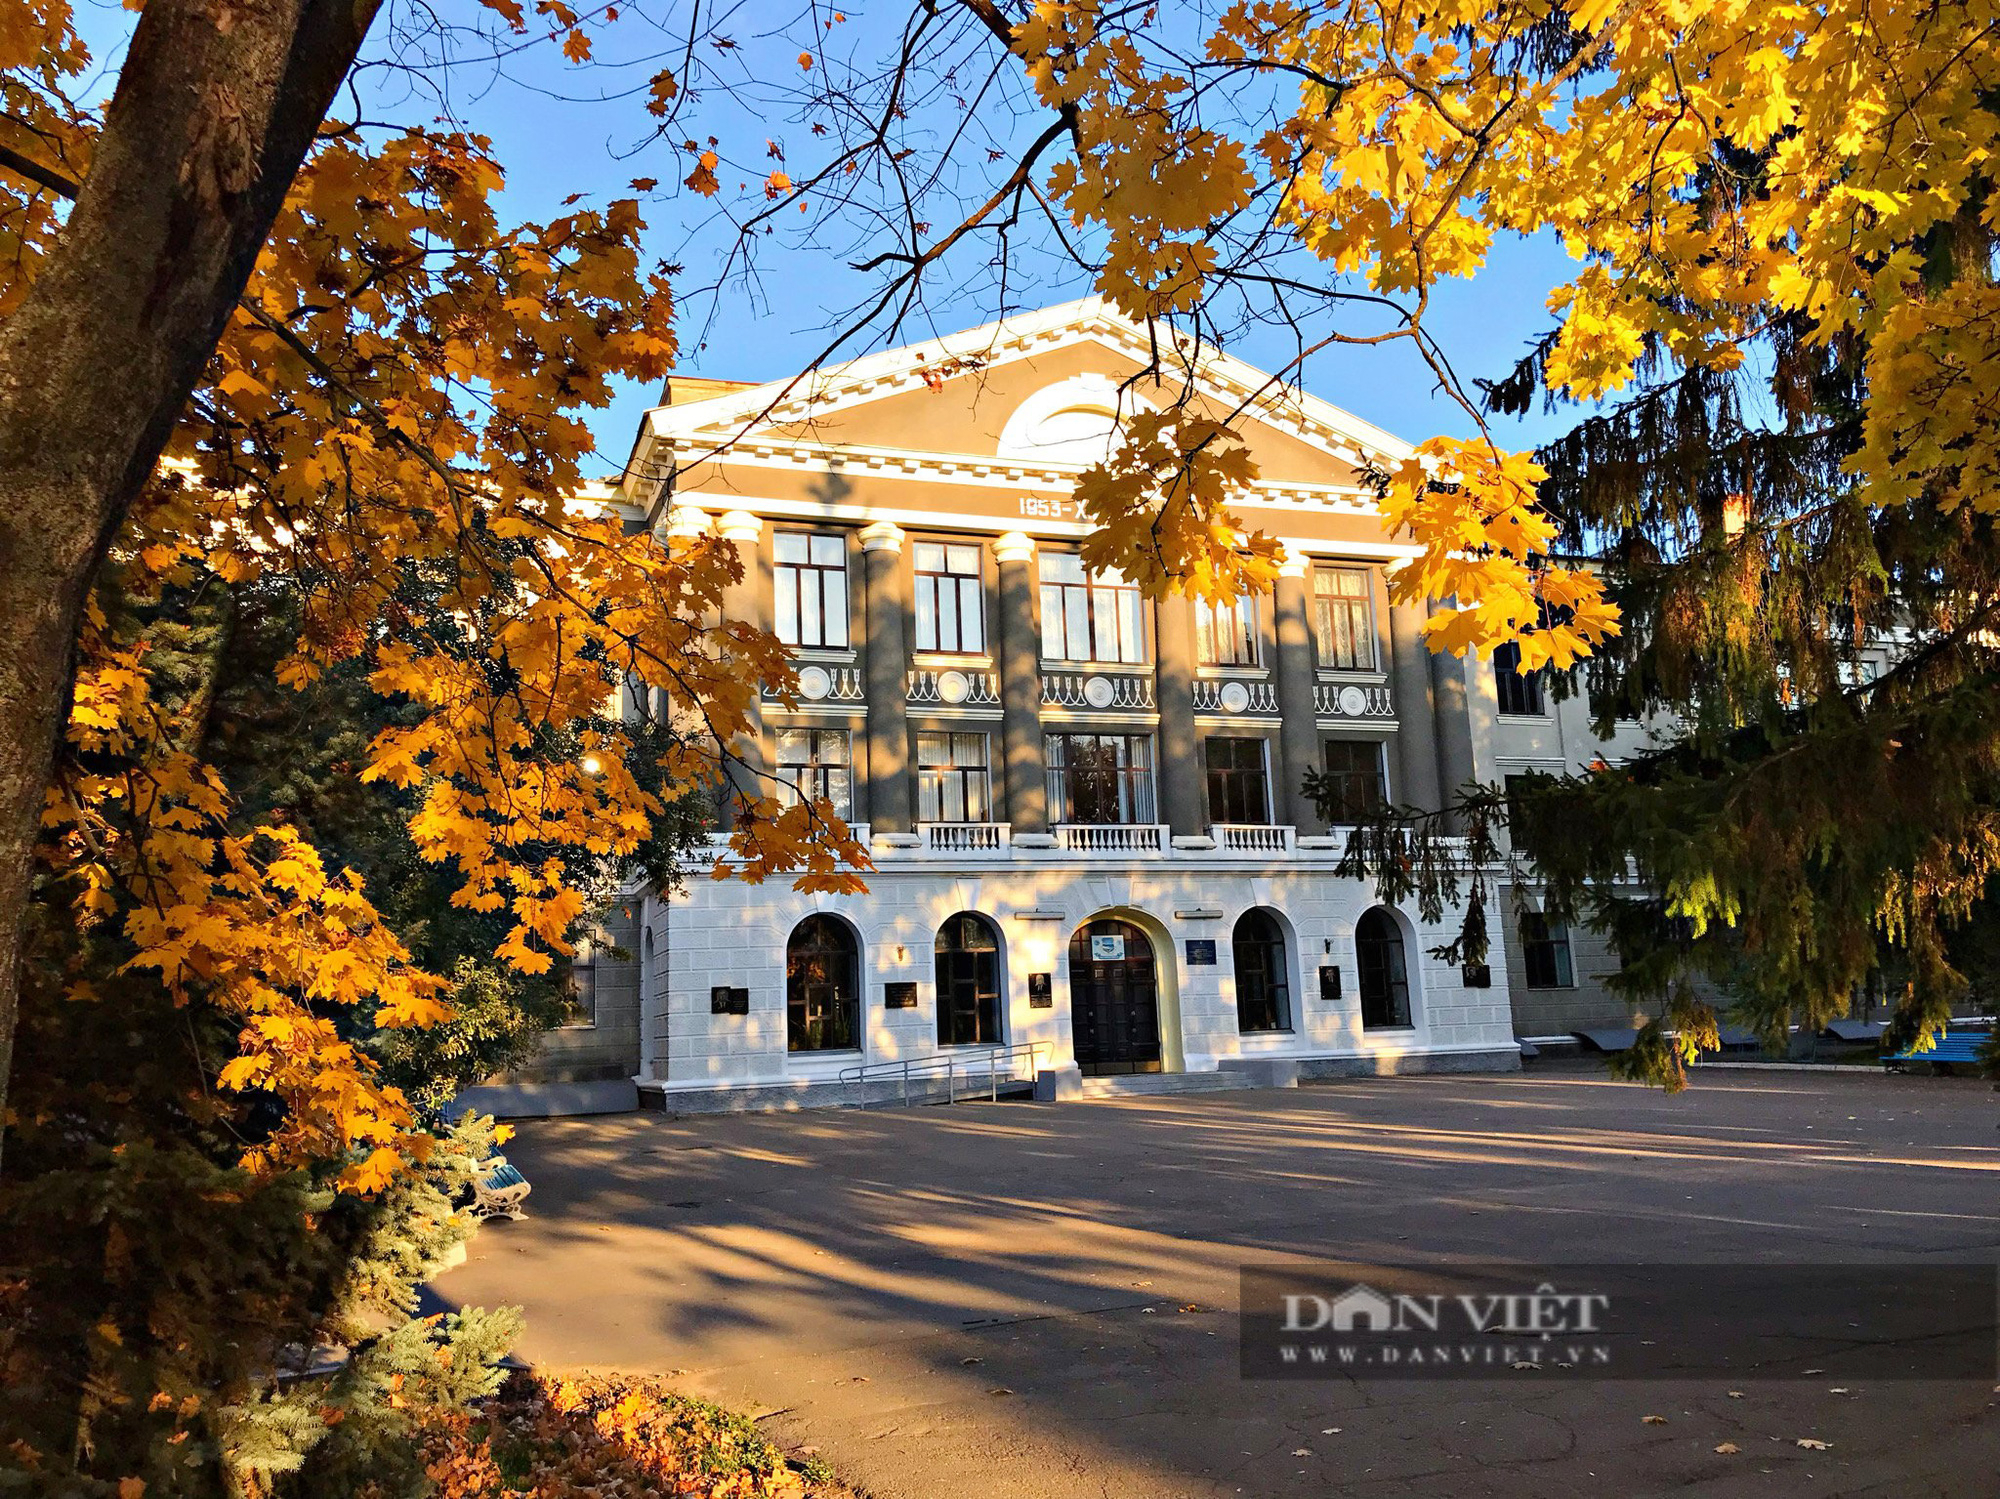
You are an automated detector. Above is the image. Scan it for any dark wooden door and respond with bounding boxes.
[1069,919,1162,1075]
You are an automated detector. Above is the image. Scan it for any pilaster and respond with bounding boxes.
[1271,550,1323,833]
[859,521,913,832]
[1154,590,1203,835]
[993,532,1048,833]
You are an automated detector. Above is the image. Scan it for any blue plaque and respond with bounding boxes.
[1184,939,1217,966]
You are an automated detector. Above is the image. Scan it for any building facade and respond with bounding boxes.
[537,301,1600,1109]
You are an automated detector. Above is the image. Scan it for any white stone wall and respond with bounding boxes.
[637,855,1518,1099]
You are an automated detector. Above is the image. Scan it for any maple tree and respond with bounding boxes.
[997,0,1999,1080]
[4,0,1998,1483]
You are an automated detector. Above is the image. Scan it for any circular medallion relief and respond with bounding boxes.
[1338,684,1369,716]
[797,665,832,701]
[1083,674,1117,709]
[1219,681,1252,713]
[938,669,971,705]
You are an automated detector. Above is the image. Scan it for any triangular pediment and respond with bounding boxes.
[637,299,1410,496]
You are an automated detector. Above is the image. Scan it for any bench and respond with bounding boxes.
[470,1156,532,1220]
[1883,1029,1991,1073]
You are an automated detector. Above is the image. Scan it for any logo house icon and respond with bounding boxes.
[1328,1284,1398,1332]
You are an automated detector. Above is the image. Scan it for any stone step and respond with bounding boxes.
[1078,1071,1253,1099]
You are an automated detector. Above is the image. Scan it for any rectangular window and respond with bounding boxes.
[1046,733,1156,824]
[1038,552,1147,664]
[1313,567,1375,670]
[561,928,604,1029]
[774,727,852,819]
[913,541,986,654]
[916,731,991,823]
[1493,640,1547,715]
[1203,736,1271,824]
[1197,592,1261,666]
[1519,911,1575,989]
[1320,739,1386,823]
[773,531,849,649]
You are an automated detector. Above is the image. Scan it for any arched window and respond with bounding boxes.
[1234,909,1291,1033]
[1355,908,1412,1029]
[787,915,859,1052]
[935,912,1002,1046]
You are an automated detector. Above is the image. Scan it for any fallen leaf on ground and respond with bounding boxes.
[1715,1443,1740,1455]
[1642,1415,1667,1424]
[1292,1448,1312,1457]
[1796,1438,1831,1450]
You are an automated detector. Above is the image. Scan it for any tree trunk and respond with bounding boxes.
[0,0,381,1173]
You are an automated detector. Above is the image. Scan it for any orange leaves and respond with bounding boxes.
[646,69,679,117]
[764,169,793,199]
[1383,437,1619,669]
[685,148,721,196]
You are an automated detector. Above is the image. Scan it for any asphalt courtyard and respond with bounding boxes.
[436,1066,2000,1498]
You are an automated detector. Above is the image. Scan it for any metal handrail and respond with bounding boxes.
[838,1041,1047,1106]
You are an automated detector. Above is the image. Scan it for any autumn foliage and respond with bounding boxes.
[387,1375,850,1499]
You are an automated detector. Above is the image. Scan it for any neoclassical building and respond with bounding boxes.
[531,300,1616,1111]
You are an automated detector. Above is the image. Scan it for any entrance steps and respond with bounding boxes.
[1079,1071,1255,1100]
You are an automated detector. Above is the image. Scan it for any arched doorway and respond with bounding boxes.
[935,912,1003,1046]
[1355,907,1412,1029]
[1068,917,1162,1075]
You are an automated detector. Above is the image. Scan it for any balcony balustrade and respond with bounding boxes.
[1211,823,1297,854]
[920,821,1010,853]
[1054,822,1167,854]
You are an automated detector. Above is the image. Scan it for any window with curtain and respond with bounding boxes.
[1203,736,1270,824]
[916,732,990,823]
[1045,732,1156,824]
[1320,740,1386,823]
[774,727,852,819]
[1313,567,1375,670]
[1038,552,1147,663]
[1233,908,1292,1033]
[913,540,985,654]
[1196,592,1261,665]
[773,531,849,648]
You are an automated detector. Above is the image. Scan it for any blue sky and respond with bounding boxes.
[71,0,1593,475]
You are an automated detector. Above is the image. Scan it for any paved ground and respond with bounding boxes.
[437,1066,2000,1497]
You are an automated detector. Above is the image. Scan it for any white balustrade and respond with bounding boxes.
[1212,823,1297,854]
[1055,823,1167,853]
[921,821,1009,853]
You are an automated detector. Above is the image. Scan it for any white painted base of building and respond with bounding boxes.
[623,846,1522,1112]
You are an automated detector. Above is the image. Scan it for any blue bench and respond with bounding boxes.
[1883,1029,1992,1072]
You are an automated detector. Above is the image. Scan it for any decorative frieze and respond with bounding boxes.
[768,664,867,704]
[1192,678,1280,716]
[1042,671,1157,711]
[1313,681,1395,719]
[907,667,1002,708]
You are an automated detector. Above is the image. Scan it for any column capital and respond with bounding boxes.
[1276,547,1311,579]
[992,530,1036,564]
[716,510,762,544]
[664,504,709,540]
[858,520,906,555]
